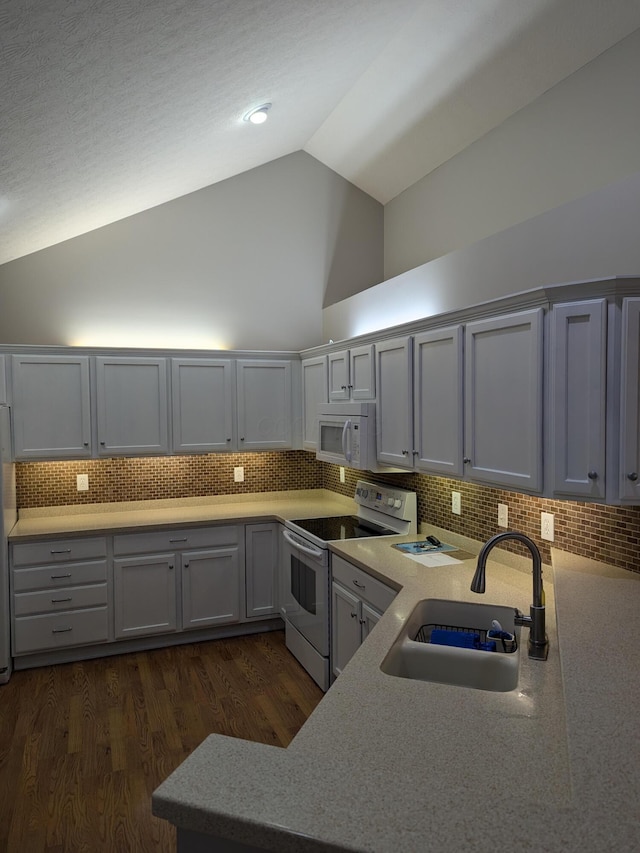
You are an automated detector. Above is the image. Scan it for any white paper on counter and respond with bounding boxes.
[406,552,463,567]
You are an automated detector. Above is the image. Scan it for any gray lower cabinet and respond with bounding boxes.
[550,300,607,499]
[11,354,92,459]
[11,536,108,655]
[331,555,395,679]
[113,525,242,640]
[244,522,279,619]
[620,297,640,501]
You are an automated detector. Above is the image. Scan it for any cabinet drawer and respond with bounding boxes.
[113,525,238,555]
[331,555,396,613]
[12,560,108,592]
[12,537,107,567]
[14,583,108,617]
[13,607,109,655]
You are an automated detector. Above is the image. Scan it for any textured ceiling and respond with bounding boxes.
[2,0,640,266]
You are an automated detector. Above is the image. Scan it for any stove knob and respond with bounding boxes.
[394,499,402,509]
[387,497,394,507]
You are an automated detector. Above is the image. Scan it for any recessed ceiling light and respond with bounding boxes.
[243,103,271,124]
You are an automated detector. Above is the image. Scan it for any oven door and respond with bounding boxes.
[280,528,329,656]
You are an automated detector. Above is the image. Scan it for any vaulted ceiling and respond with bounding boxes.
[2,0,639,266]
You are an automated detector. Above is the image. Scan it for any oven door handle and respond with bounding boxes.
[282,528,325,559]
[342,419,352,463]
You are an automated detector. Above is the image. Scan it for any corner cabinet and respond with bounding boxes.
[96,357,170,455]
[464,308,544,493]
[301,356,328,451]
[11,355,92,459]
[620,298,640,501]
[236,360,293,450]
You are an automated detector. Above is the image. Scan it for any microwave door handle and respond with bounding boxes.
[282,528,324,559]
[342,419,352,462]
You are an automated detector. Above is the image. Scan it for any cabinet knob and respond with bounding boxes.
[351,611,358,619]
[240,437,245,441]
[184,562,189,568]
[83,442,89,447]
[627,472,639,482]
[463,457,471,464]
[347,384,353,389]
[226,437,231,442]
[341,385,347,390]
[402,449,409,456]
[169,564,174,570]
[100,440,105,446]
[587,471,598,480]
[412,450,418,456]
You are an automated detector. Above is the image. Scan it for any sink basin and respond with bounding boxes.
[380,599,520,692]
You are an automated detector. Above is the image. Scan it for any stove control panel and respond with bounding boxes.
[354,479,417,528]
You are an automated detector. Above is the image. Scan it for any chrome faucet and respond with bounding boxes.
[471,531,549,661]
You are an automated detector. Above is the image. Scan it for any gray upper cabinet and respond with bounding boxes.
[413,326,464,477]
[464,308,544,492]
[172,358,235,453]
[96,357,169,456]
[620,297,640,501]
[328,345,375,402]
[12,355,92,459]
[236,359,293,450]
[375,336,413,469]
[301,356,328,451]
[550,300,607,499]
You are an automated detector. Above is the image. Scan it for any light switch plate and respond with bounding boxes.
[497,503,508,527]
[234,466,245,483]
[451,491,461,515]
[77,474,89,491]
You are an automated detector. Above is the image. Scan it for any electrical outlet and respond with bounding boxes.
[541,511,555,542]
[497,503,508,528]
[76,474,89,492]
[234,466,245,483]
[451,491,461,515]
[339,466,345,484]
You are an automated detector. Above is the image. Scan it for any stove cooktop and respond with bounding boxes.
[288,515,396,541]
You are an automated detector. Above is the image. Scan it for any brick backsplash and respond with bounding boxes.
[322,465,640,574]
[15,455,640,574]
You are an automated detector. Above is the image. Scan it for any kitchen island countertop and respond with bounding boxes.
[153,523,640,852]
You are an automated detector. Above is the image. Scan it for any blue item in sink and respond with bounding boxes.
[430,629,480,649]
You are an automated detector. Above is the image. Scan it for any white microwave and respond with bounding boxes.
[316,402,381,471]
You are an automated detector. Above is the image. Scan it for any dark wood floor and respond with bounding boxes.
[0,630,323,852]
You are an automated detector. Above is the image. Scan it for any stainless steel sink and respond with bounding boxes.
[380,599,520,692]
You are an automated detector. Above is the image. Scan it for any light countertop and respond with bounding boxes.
[11,493,640,851]
[154,525,640,852]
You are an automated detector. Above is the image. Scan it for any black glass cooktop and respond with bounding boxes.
[289,515,395,541]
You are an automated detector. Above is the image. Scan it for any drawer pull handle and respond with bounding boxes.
[50,549,72,554]
[52,627,73,634]
[50,573,72,579]
[51,597,72,603]
[169,538,188,543]
[353,580,365,589]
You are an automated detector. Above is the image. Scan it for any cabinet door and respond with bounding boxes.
[360,602,383,643]
[12,355,92,458]
[181,548,240,629]
[301,356,328,451]
[172,358,235,453]
[465,309,543,492]
[375,337,413,469]
[413,326,464,477]
[551,301,606,498]
[245,523,278,618]
[349,345,375,400]
[96,357,169,455]
[236,360,292,450]
[327,350,350,401]
[620,298,640,500]
[113,554,177,639]
[331,582,362,678]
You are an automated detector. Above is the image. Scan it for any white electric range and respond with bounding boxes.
[280,480,417,690]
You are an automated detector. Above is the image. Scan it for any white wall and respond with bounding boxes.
[384,26,640,280]
[323,169,640,343]
[0,151,382,351]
